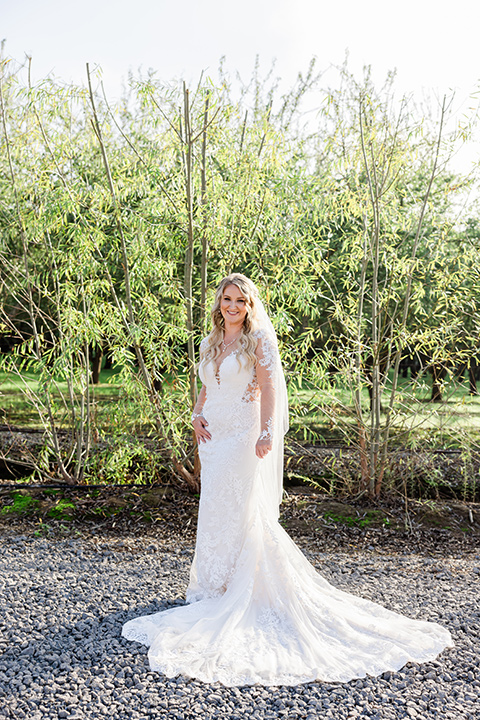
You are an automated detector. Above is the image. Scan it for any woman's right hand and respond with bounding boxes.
[193,415,211,444]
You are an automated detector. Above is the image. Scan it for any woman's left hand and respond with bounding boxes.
[255,436,272,459]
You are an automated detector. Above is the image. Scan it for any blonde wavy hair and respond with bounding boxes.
[201,274,260,369]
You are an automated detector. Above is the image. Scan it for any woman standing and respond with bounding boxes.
[122,274,452,686]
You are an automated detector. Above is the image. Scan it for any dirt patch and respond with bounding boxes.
[281,491,479,534]
[1,484,478,556]
[0,484,198,540]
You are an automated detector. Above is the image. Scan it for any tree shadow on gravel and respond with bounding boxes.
[0,597,191,717]
[1,588,479,720]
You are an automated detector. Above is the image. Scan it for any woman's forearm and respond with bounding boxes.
[192,385,207,418]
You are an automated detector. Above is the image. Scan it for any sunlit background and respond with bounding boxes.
[2,0,480,170]
[2,0,479,94]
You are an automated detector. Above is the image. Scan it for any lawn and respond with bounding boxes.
[288,371,480,447]
[0,368,123,429]
[2,365,480,450]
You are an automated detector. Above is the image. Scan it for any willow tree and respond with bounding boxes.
[302,69,476,496]
[0,61,324,486]
[1,59,476,495]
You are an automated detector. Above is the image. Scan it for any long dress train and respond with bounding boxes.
[122,333,452,686]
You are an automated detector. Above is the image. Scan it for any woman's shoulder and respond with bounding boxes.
[250,328,263,353]
[251,328,268,342]
[251,327,275,345]
[251,329,278,364]
[199,336,211,354]
[200,332,218,356]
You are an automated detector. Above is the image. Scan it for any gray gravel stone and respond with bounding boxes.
[0,532,478,720]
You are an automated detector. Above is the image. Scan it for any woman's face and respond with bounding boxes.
[220,284,248,328]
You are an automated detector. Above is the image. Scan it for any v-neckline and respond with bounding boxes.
[214,349,239,385]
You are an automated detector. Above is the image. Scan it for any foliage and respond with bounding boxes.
[1,57,479,495]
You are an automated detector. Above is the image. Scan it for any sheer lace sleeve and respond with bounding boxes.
[192,384,207,418]
[255,332,277,441]
[251,319,288,516]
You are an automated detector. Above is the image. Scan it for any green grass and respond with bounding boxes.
[288,371,480,446]
[47,498,77,519]
[0,492,39,514]
[0,368,122,428]
[323,509,391,528]
[2,365,480,449]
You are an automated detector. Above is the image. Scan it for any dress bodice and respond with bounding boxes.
[199,351,257,405]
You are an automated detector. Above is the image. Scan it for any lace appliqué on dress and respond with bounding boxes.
[258,418,273,440]
[253,329,277,378]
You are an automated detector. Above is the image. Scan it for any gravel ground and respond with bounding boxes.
[0,530,479,720]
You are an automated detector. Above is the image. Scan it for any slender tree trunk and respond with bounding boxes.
[431,364,446,403]
[87,65,198,492]
[179,84,201,490]
[181,83,197,411]
[468,358,478,395]
[359,96,447,496]
[381,97,447,481]
[355,214,369,492]
[87,64,155,399]
[199,92,210,333]
[91,345,104,384]
[193,92,211,478]
[360,102,382,496]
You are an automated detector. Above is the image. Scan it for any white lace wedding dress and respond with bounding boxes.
[122,331,452,686]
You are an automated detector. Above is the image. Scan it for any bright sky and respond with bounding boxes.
[3,0,480,94]
[2,0,480,168]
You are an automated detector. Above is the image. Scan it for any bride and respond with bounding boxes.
[122,273,452,686]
